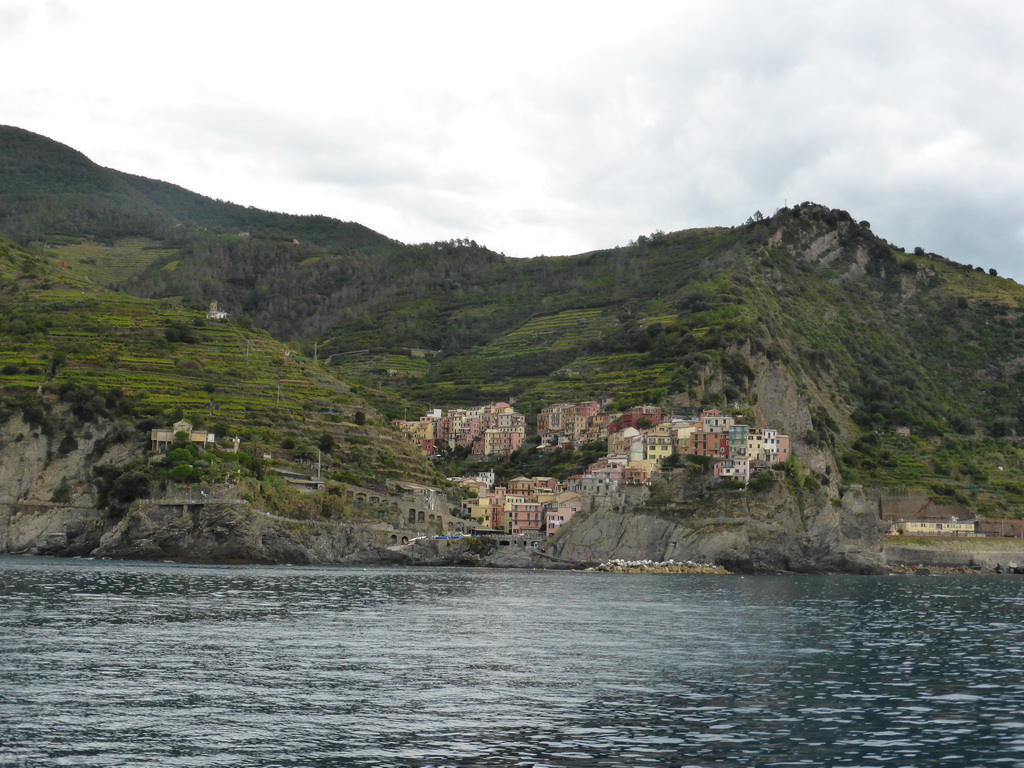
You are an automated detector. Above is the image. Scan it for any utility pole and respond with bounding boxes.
[314,341,318,362]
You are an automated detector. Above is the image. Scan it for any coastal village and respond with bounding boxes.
[392,401,792,537]
[144,398,1024,543]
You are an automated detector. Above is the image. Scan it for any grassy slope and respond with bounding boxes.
[5,126,1024,517]
[0,236,443,491]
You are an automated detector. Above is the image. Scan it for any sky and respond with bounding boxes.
[4,0,1024,280]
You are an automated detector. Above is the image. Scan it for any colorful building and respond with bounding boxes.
[713,458,751,483]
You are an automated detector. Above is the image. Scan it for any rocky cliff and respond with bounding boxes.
[0,411,131,556]
[545,473,887,574]
[91,493,398,564]
[0,412,399,564]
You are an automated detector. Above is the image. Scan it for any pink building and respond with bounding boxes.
[533,477,559,492]
[546,493,582,537]
[589,463,626,483]
[483,426,525,456]
[778,435,792,464]
[714,458,751,483]
[623,465,651,485]
[509,501,544,535]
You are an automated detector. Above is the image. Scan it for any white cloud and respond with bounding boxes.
[3,0,1024,275]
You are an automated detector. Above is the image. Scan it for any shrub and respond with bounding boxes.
[748,471,773,492]
[93,462,152,513]
[169,464,197,482]
[51,479,72,503]
[57,431,78,456]
[165,447,193,466]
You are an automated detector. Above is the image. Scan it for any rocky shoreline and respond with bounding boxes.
[587,558,731,574]
[887,563,1024,575]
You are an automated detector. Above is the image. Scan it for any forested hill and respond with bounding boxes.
[6,125,1024,516]
[0,125,394,252]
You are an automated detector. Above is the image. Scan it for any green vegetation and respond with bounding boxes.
[5,125,1024,521]
[437,440,610,486]
[0,233,446,519]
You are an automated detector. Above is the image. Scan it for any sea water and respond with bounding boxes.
[1,555,1023,767]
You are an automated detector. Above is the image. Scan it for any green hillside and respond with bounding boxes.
[0,125,395,252]
[0,235,445,514]
[4,125,1024,517]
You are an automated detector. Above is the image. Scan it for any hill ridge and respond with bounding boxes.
[3,126,1024,521]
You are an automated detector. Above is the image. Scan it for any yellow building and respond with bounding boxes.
[890,518,979,537]
[644,433,674,464]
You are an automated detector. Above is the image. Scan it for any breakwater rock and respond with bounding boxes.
[589,559,730,574]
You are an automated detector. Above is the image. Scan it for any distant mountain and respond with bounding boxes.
[3,125,1024,519]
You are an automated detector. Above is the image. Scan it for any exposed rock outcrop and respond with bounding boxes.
[545,476,886,574]
[884,539,1024,572]
[0,413,136,507]
[92,497,397,564]
[0,504,108,556]
[0,412,135,556]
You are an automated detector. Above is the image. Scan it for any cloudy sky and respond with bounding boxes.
[4,1,1024,279]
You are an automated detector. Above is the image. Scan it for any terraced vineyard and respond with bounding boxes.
[839,432,1024,517]
[0,239,443,489]
[47,238,179,287]
[332,351,430,379]
[475,309,612,358]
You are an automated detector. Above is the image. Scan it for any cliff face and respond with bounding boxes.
[0,412,134,556]
[91,495,397,564]
[0,413,134,506]
[0,503,109,556]
[0,413,397,564]
[546,479,887,574]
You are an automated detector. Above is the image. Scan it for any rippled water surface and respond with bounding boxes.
[2,556,1024,767]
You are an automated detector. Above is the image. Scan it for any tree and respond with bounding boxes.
[169,464,197,482]
[293,441,316,461]
[165,447,193,466]
[318,432,335,453]
[94,462,152,512]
